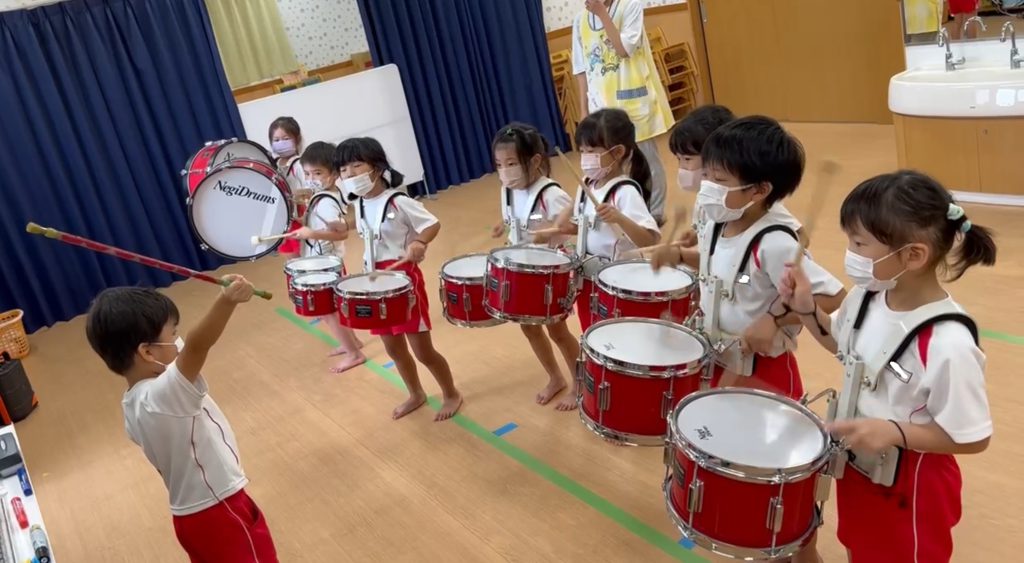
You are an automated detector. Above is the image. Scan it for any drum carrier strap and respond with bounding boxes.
[574,179,640,257]
[504,182,560,245]
[303,191,346,255]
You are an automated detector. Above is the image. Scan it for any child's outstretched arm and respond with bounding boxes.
[177,275,254,383]
[779,263,839,354]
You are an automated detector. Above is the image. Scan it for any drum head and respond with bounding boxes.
[337,273,410,293]
[286,256,343,274]
[675,390,826,471]
[491,246,571,266]
[189,163,291,260]
[443,254,488,279]
[293,272,339,288]
[598,262,693,292]
[214,140,273,167]
[585,319,705,367]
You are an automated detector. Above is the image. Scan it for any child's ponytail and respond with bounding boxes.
[627,144,653,205]
[948,214,997,280]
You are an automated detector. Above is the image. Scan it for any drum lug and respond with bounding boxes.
[598,381,610,411]
[815,473,832,503]
[463,292,472,311]
[574,359,586,385]
[589,291,598,315]
[379,300,388,319]
[501,281,510,303]
[341,299,349,318]
[670,455,685,485]
[766,496,784,534]
[686,478,704,513]
[438,285,445,305]
[660,391,672,419]
[544,284,553,306]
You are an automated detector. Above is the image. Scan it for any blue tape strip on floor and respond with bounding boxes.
[382,361,395,369]
[678,538,695,550]
[308,318,320,325]
[493,422,518,437]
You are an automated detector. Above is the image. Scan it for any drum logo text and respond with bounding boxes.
[695,425,713,440]
[216,180,277,205]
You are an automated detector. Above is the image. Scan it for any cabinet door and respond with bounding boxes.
[898,115,981,192]
[976,119,1024,195]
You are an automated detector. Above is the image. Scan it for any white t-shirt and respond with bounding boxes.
[699,222,843,357]
[504,177,572,245]
[357,189,439,267]
[575,175,658,259]
[122,363,247,516]
[301,190,347,259]
[571,0,644,112]
[694,202,802,237]
[279,156,305,192]
[833,292,993,444]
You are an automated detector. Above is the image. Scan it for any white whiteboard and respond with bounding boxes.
[237,64,425,186]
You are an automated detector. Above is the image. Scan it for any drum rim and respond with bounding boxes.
[668,388,831,482]
[579,254,611,279]
[662,477,822,560]
[581,317,711,378]
[283,255,344,275]
[595,259,695,301]
[578,406,664,446]
[441,309,506,328]
[482,302,573,326]
[334,272,413,298]
[186,161,294,261]
[439,253,490,284]
[291,272,340,290]
[487,246,576,274]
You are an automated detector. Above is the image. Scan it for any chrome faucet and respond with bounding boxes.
[1001,22,1023,70]
[938,29,964,71]
[962,16,988,39]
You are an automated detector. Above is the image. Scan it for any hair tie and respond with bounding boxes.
[960,220,972,233]
[506,128,516,137]
[947,203,965,221]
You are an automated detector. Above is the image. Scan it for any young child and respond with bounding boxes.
[286,141,366,373]
[654,116,844,401]
[335,137,463,421]
[490,123,580,409]
[85,278,278,562]
[780,170,995,563]
[668,104,807,249]
[554,108,660,406]
[269,116,309,258]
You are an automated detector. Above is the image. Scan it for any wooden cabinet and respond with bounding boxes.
[894,114,1024,195]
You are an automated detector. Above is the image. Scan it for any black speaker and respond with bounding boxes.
[0,352,37,424]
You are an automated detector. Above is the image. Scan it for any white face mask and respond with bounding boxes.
[696,179,755,223]
[148,336,185,368]
[343,173,375,197]
[580,150,613,182]
[677,168,700,192]
[498,165,524,188]
[304,178,324,191]
[844,247,909,291]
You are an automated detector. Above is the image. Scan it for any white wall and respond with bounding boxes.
[541,0,685,31]
[276,0,368,70]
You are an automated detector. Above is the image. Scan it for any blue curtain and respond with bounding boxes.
[356,0,568,197]
[0,0,243,333]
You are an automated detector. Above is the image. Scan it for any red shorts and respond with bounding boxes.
[370,260,431,336]
[172,489,278,563]
[575,277,597,333]
[837,450,962,563]
[948,0,978,14]
[278,219,303,255]
[711,350,804,401]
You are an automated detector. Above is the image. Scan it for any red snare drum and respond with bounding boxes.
[334,272,415,330]
[484,246,576,325]
[439,254,503,328]
[291,272,340,317]
[182,139,274,196]
[187,158,292,260]
[579,318,710,445]
[664,389,834,559]
[594,260,695,323]
[284,255,344,301]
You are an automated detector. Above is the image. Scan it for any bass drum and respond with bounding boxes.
[181,138,274,197]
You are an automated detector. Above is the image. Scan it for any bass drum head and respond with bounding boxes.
[188,162,291,260]
[211,139,274,167]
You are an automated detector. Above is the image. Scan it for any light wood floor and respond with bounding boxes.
[17,124,1024,562]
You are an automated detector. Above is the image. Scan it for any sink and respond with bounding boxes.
[889,65,1024,117]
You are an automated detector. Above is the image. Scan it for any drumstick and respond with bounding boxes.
[368,258,410,281]
[528,227,563,236]
[250,232,291,245]
[554,148,626,238]
[793,160,840,267]
[26,222,273,300]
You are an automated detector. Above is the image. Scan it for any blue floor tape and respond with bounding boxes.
[493,422,519,437]
[678,538,695,549]
[382,361,395,369]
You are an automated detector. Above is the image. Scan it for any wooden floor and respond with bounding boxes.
[17,124,1024,562]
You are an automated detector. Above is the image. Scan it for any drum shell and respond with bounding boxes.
[291,274,339,317]
[439,254,503,328]
[334,274,415,330]
[483,248,575,325]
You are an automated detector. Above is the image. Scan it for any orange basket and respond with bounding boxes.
[0,310,30,359]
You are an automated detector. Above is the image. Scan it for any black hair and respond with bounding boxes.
[669,104,736,156]
[840,170,997,281]
[575,108,652,203]
[701,115,805,208]
[268,116,301,144]
[85,287,180,375]
[492,123,552,176]
[300,141,337,170]
[334,137,404,188]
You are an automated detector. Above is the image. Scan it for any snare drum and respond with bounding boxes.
[187,159,292,260]
[291,272,340,317]
[579,318,710,445]
[664,389,833,560]
[439,254,503,328]
[334,272,415,330]
[182,139,274,196]
[284,256,345,300]
[484,247,576,325]
[594,260,695,323]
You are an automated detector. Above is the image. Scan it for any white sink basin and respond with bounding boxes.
[889,66,1024,117]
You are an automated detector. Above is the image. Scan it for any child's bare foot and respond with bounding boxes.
[393,392,427,420]
[330,352,366,374]
[536,378,567,405]
[327,346,349,357]
[434,393,463,422]
[555,383,579,411]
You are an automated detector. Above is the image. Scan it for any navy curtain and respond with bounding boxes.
[356,0,568,196]
[0,0,243,333]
